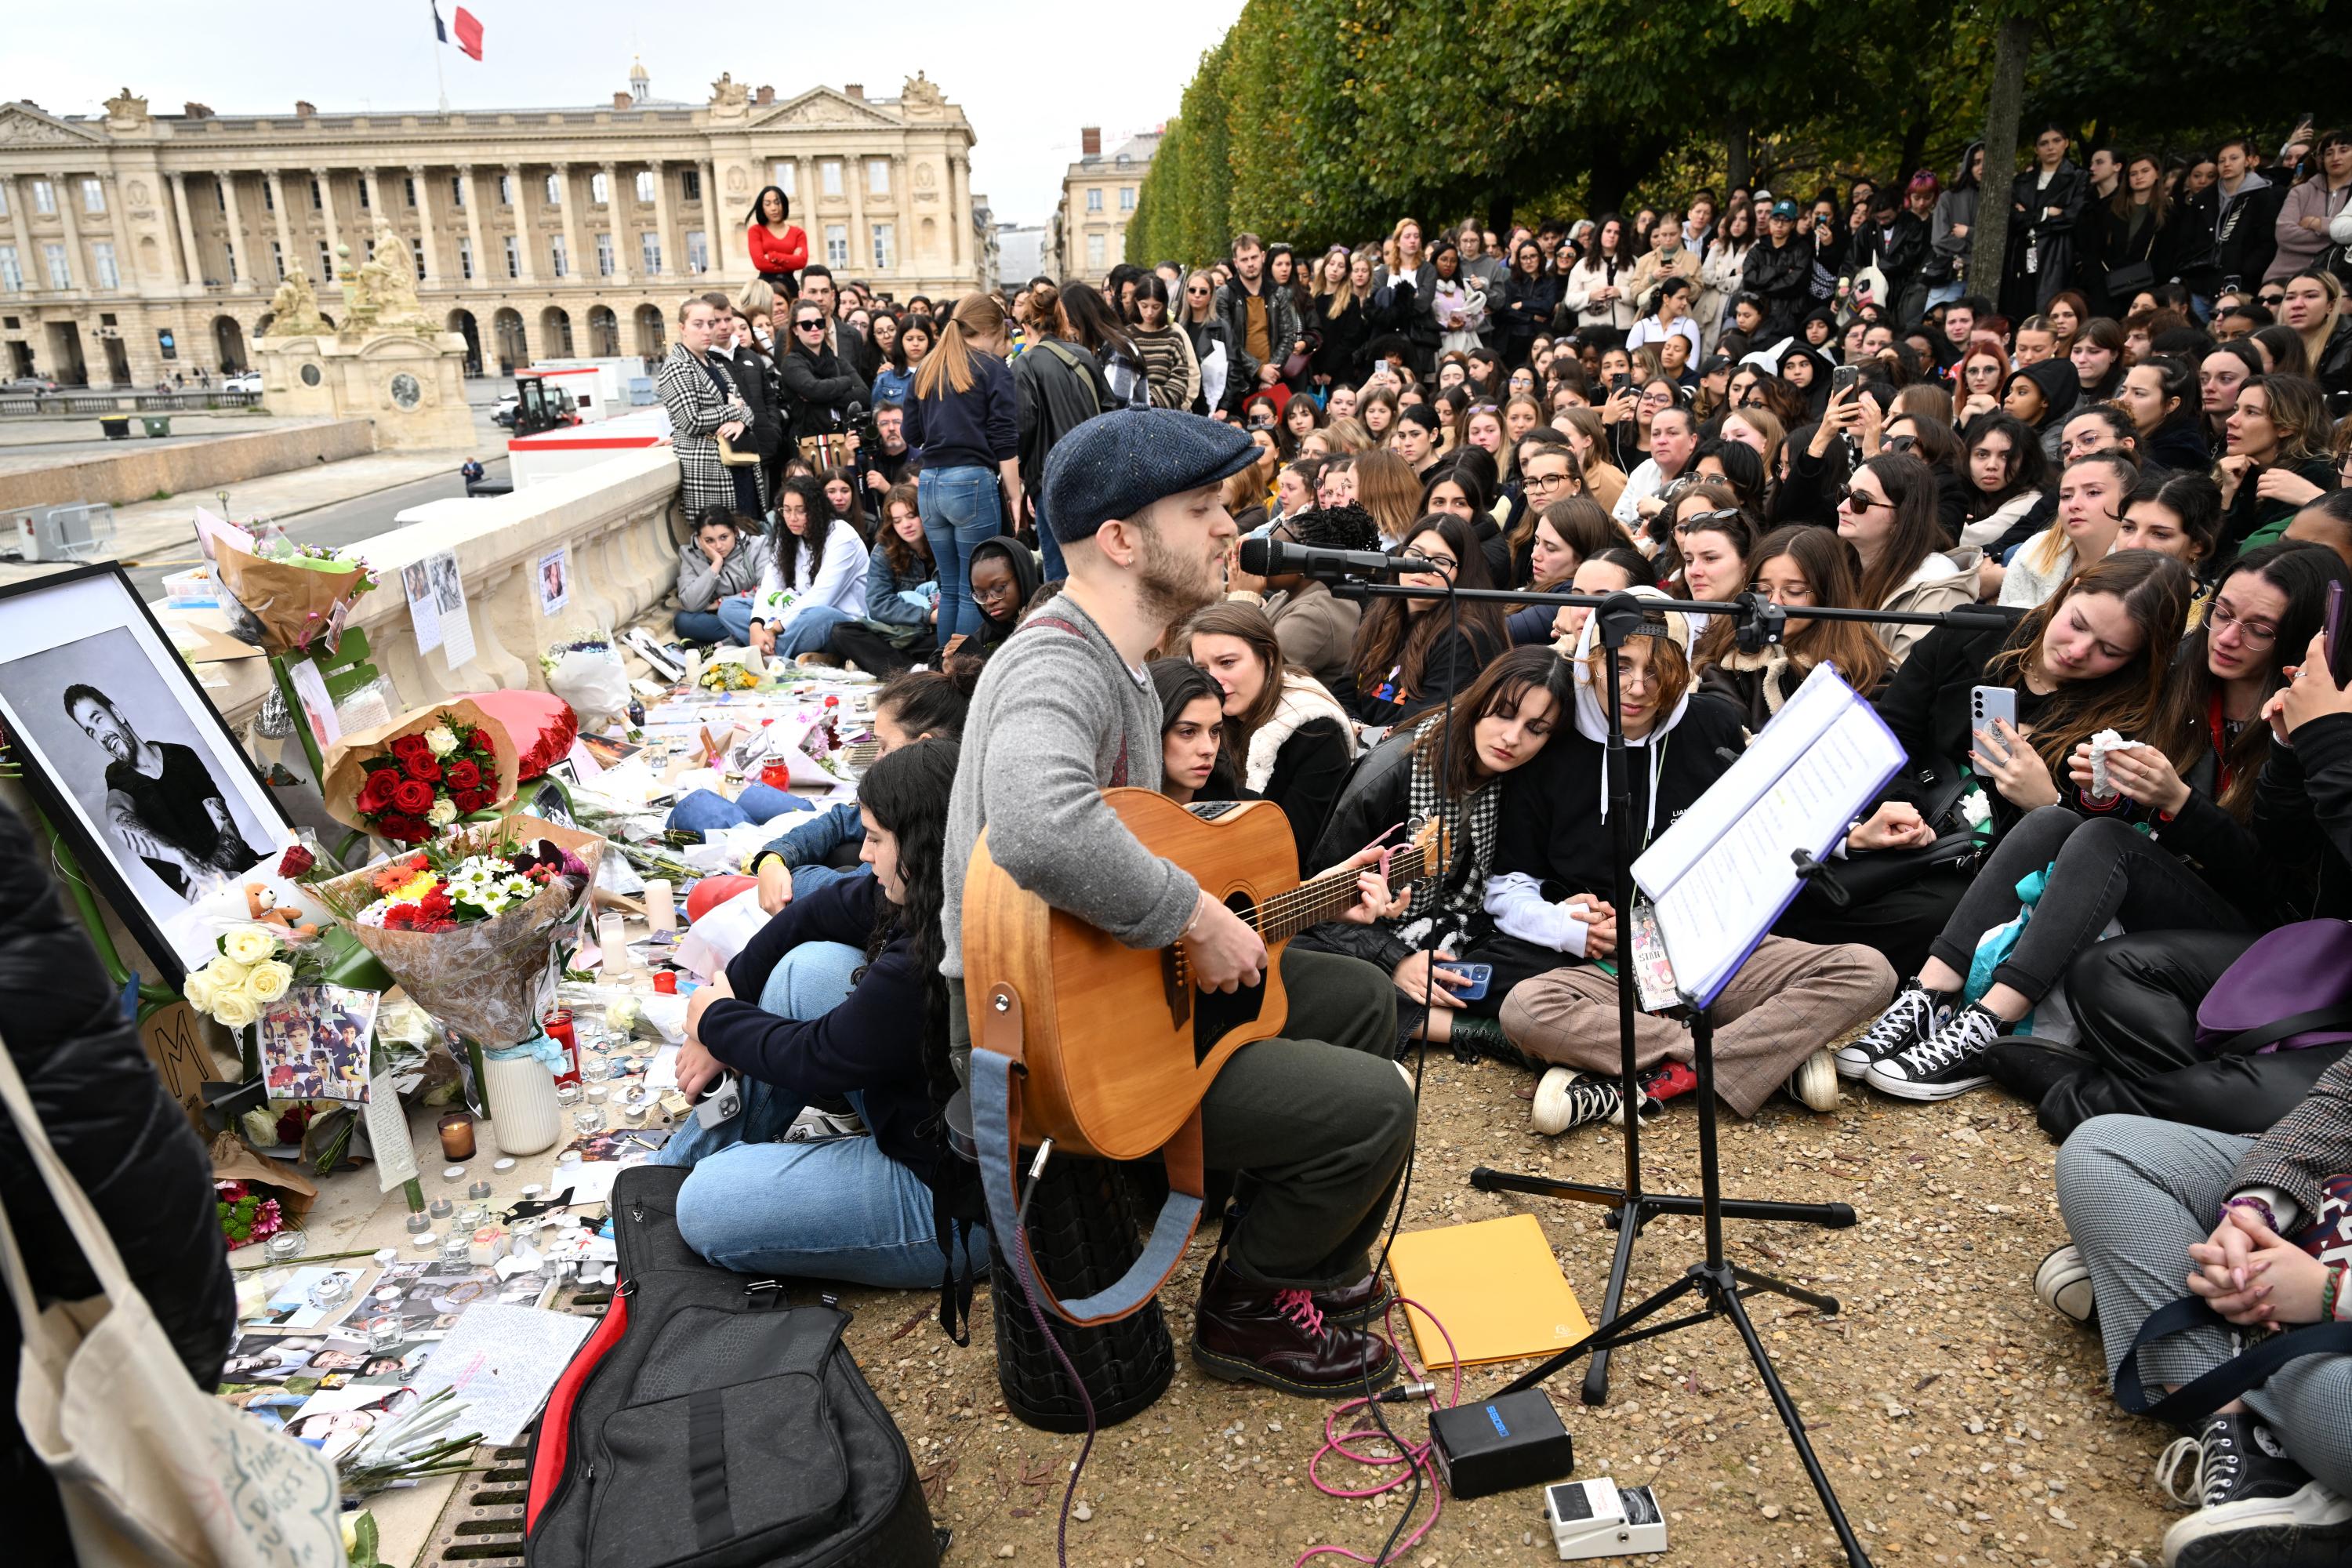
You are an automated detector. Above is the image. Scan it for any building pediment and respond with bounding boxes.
[753,88,901,130]
[0,103,109,147]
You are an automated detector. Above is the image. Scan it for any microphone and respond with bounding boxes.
[1238,537,1439,579]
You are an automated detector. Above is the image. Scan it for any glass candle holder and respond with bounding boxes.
[437,1112,477,1160]
[440,1232,472,1264]
[555,1082,583,1107]
[366,1315,407,1354]
[306,1272,352,1310]
[574,1105,608,1136]
[264,1231,303,1264]
[581,1055,612,1085]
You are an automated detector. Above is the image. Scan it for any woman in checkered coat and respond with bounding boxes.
[659,295,768,519]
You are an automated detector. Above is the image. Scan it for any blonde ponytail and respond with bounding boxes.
[913,292,1006,401]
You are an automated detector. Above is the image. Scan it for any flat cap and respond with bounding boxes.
[1041,408,1261,545]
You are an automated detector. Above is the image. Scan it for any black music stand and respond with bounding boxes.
[1488,995,1875,1568]
[1470,592,1854,1406]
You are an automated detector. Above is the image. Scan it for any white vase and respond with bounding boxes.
[482,1052,561,1156]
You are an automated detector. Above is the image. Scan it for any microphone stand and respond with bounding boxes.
[1327,579,2013,1568]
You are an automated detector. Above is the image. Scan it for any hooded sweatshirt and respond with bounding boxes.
[1487,591,1744,957]
[2009,358,2082,464]
[970,536,1044,648]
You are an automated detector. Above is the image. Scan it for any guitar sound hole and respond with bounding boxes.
[1192,891,1268,1064]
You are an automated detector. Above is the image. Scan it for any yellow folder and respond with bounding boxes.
[1385,1214,1592,1370]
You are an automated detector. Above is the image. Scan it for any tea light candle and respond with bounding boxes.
[644,879,677,932]
[598,913,630,971]
[493,1157,517,1174]
[428,1198,454,1221]
[467,1181,494,1203]
[437,1112,476,1161]
[264,1231,303,1264]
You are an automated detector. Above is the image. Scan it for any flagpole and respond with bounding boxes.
[431,0,450,112]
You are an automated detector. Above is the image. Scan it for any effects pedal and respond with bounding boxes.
[1542,1477,1667,1560]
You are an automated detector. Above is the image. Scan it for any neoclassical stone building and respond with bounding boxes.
[0,64,985,387]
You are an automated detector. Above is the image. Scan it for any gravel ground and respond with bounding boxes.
[826,1057,2190,1568]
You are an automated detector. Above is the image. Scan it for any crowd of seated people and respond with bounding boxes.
[658,129,2352,1563]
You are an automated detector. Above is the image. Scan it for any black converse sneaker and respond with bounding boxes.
[1865,1001,2004,1101]
[1833,985,1954,1080]
[2158,1413,2352,1567]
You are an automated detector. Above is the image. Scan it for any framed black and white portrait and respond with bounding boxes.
[0,564,297,982]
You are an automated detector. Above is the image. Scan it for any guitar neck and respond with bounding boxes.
[1251,843,1431,945]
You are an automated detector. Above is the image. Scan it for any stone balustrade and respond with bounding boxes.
[187,445,684,730]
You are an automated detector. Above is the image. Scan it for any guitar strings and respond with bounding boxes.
[1167,842,1436,982]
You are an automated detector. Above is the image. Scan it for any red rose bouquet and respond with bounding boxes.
[322,699,521,839]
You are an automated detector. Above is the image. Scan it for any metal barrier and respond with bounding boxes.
[0,390,264,417]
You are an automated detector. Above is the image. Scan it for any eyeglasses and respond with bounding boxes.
[1524,470,1575,494]
[2207,601,2280,647]
[1674,507,1744,533]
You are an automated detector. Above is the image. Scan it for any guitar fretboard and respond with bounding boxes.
[1171,843,1435,985]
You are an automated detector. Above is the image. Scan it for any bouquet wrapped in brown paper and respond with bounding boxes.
[212,539,374,655]
[320,700,521,839]
[314,814,604,1048]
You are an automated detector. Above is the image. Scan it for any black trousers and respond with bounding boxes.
[2034,929,2351,1141]
[1928,808,2247,1004]
[1774,864,1971,981]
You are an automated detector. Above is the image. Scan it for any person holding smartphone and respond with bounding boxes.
[1833,551,2196,1098]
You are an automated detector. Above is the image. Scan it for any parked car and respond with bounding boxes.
[223,372,263,394]
[2,376,59,394]
[492,391,521,428]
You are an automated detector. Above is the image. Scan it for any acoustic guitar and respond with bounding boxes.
[961,789,1444,1163]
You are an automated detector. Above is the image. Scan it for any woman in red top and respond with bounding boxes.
[746,186,807,299]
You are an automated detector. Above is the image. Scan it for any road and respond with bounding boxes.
[118,384,514,601]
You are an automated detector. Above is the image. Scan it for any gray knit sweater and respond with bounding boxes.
[942,596,1200,980]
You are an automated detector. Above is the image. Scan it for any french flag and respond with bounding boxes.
[433,2,485,61]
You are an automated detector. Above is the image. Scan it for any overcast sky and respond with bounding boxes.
[8,1,1241,227]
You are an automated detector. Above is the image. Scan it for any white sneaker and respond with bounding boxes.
[2034,1243,2095,1326]
[1785,1048,1839,1112]
[1531,1068,1624,1135]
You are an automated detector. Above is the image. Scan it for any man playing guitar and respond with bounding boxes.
[943,408,1417,1396]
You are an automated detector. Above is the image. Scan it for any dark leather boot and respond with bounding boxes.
[1200,1250,1392,1327]
[1315,1270,1396,1327]
[1191,1265,1398,1396]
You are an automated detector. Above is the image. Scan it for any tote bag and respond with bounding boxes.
[0,1032,344,1568]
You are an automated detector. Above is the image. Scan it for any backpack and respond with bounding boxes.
[524,1165,942,1568]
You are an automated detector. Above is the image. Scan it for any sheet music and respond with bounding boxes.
[1633,664,1904,1008]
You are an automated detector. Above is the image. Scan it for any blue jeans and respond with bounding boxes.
[716,593,758,644]
[655,942,986,1287]
[775,604,855,657]
[920,465,1003,646]
[1925,279,1964,309]
[666,784,817,834]
[673,608,730,643]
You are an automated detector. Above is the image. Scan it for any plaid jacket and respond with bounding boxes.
[657,344,765,517]
[2232,1049,2352,1221]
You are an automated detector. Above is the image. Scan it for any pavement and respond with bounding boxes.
[0,383,516,597]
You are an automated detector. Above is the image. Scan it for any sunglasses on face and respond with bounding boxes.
[796,320,825,332]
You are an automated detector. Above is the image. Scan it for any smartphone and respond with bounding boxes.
[1831,364,1863,398]
[2328,582,2351,686]
[1454,964,1493,1003]
[1970,685,2019,755]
